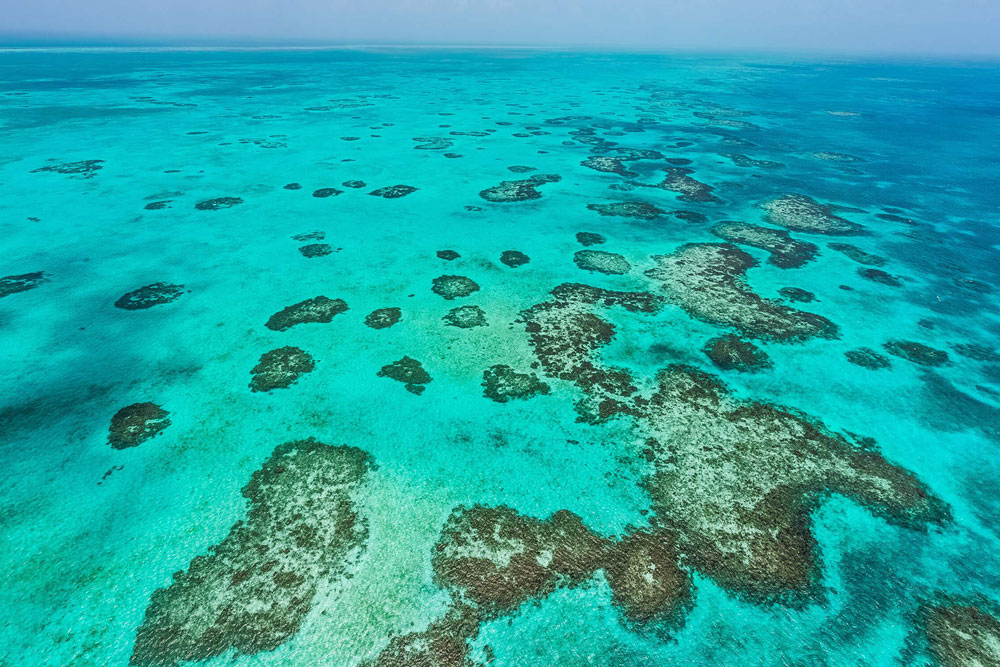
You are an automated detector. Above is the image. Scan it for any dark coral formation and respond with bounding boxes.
[702,335,773,373]
[884,340,950,367]
[369,185,418,199]
[131,439,372,667]
[587,201,665,220]
[726,154,784,169]
[581,156,636,177]
[951,343,1000,363]
[437,250,460,261]
[828,242,886,266]
[574,249,631,275]
[482,365,550,402]
[114,283,185,310]
[31,159,103,179]
[917,597,1000,667]
[576,232,605,246]
[291,230,324,242]
[712,221,819,269]
[508,165,536,173]
[342,180,367,189]
[604,530,693,624]
[144,200,171,210]
[479,173,560,202]
[108,402,170,450]
[365,307,401,330]
[0,272,48,298]
[760,194,864,235]
[645,243,838,342]
[377,356,432,395]
[653,168,720,203]
[265,296,348,331]
[249,346,316,392]
[673,210,708,224]
[499,250,530,268]
[779,287,815,303]
[443,305,488,329]
[312,188,342,198]
[299,243,334,258]
[195,197,242,210]
[858,268,903,287]
[431,275,480,300]
[845,347,892,370]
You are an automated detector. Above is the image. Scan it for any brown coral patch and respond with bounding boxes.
[249,346,316,392]
[108,402,170,449]
[265,296,348,331]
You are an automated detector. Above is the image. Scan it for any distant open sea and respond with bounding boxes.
[1,48,999,666]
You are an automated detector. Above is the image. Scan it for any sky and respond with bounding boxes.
[3,0,999,55]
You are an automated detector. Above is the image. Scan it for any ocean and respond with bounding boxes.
[1,47,999,666]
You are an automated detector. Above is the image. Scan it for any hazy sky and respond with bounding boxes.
[5,0,999,55]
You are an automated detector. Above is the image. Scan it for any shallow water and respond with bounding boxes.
[1,48,999,666]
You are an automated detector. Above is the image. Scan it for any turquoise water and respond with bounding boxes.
[1,48,999,666]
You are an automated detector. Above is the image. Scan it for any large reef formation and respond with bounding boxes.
[645,243,838,342]
[249,347,315,392]
[369,505,692,667]
[131,440,373,667]
[915,596,1000,667]
[514,279,947,609]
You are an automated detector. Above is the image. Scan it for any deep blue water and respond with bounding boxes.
[1,48,999,666]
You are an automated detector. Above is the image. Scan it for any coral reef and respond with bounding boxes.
[500,250,530,268]
[114,283,185,310]
[365,307,402,330]
[778,287,815,303]
[481,365,550,402]
[828,243,886,266]
[858,268,903,287]
[712,221,819,269]
[479,174,560,202]
[265,296,348,331]
[576,232,605,246]
[760,194,864,235]
[436,250,460,261]
[249,347,316,392]
[581,156,636,177]
[195,197,242,210]
[0,272,48,298]
[299,243,334,258]
[377,356,432,395]
[443,305,488,329]
[369,185,418,198]
[31,159,104,179]
[131,440,372,666]
[108,403,170,450]
[917,597,1000,667]
[845,347,892,370]
[586,201,666,220]
[431,275,480,300]
[312,188,342,198]
[574,250,631,275]
[645,243,838,341]
[883,341,950,367]
[653,168,720,203]
[702,335,773,372]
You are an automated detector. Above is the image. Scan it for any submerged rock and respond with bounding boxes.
[500,250,530,268]
[265,296,348,331]
[0,272,48,298]
[108,402,170,449]
[130,439,372,666]
[432,275,480,300]
[702,335,773,372]
[249,346,316,392]
[443,305,488,329]
[365,307,401,330]
[377,356,432,395]
[436,249,460,261]
[761,194,864,235]
[574,250,631,275]
[114,283,185,310]
[482,365,550,402]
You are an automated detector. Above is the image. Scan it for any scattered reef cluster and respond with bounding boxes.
[22,89,998,667]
